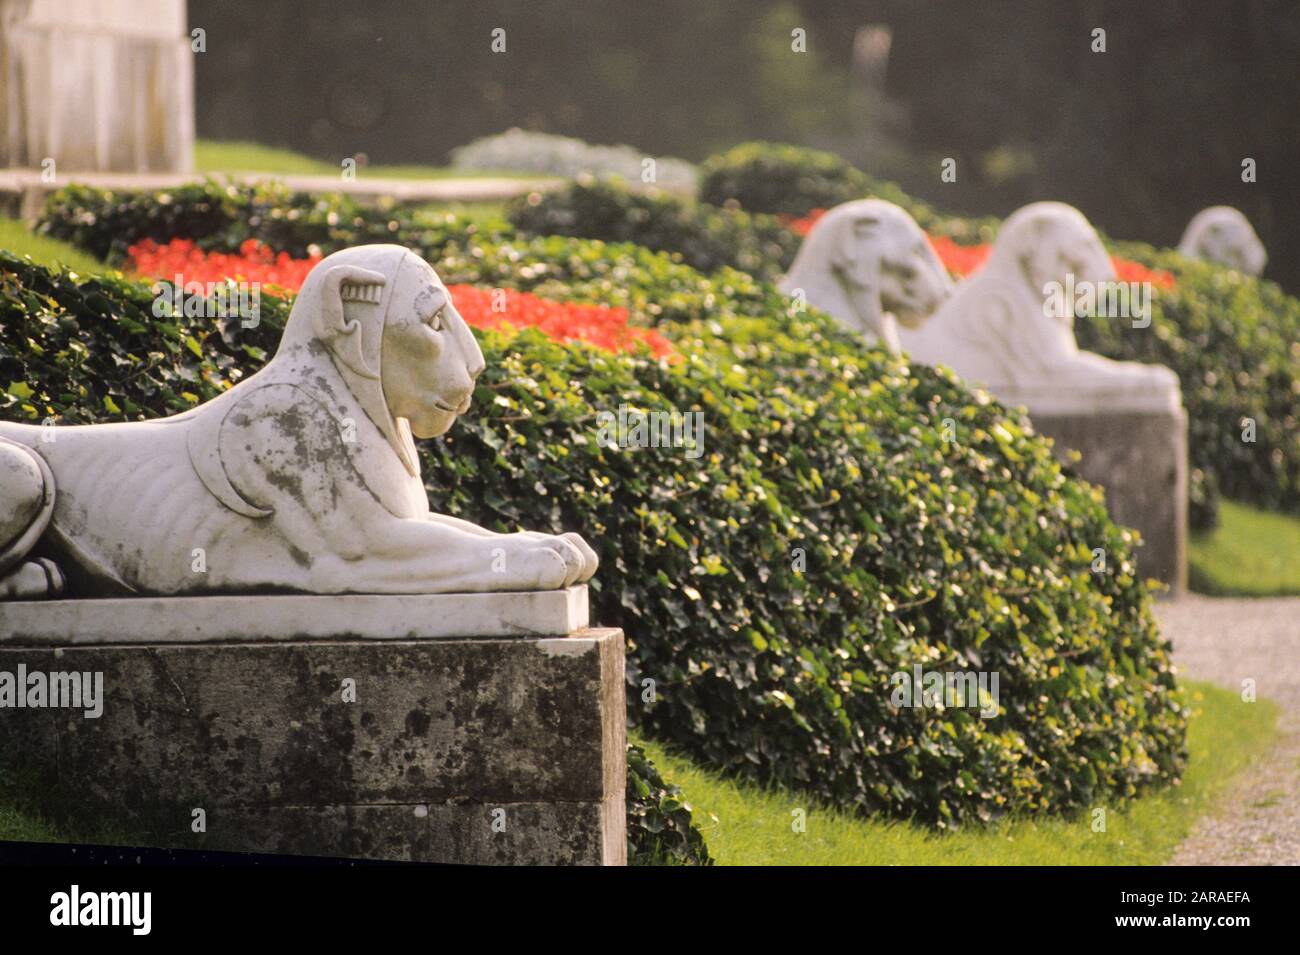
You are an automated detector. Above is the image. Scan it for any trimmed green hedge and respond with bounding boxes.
[35,179,507,265]
[699,141,872,216]
[508,176,799,281]
[698,140,998,244]
[1076,242,1300,527]
[697,142,1300,530]
[35,171,1300,533]
[1,243,1187,827]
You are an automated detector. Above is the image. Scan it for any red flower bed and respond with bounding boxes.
[780,208,1175,289]
[128,238,321,291]
[127,239,674,358]
[446,285,675,359]
[928,237,1174,289]
[1112,257,1176,290]
[926,234,991,276]
[781,208,827,236]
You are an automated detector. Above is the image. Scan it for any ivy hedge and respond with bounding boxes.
[1076,241,1300,526]
[699,140,872,216]
[698,140,997,243]
[507,175,800,281]
[35,179,508,265]
[35,173,1300,532]
[0,244,1187,828]
[626,742,713,865]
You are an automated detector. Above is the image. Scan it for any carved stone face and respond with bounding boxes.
[996,203,1115,312]
[831,206,953,329]
[379,258,486,439]
[874,230,955,329]
[1179,207,1266,275]
[780,199,953,349]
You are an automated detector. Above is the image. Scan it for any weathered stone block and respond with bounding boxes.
[1031,407,1188,591]
[0,599,626,866]
[214,795,625,866]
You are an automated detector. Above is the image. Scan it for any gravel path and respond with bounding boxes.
[1157,596,1300,866]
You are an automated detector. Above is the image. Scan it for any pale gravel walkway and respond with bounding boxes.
[1156,596,1300,866]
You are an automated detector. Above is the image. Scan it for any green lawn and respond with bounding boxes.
[637,681,1277,865]
[194,139,337,175]
[194,139,534,181]
[0,218,108,275]
[0,802,61,843]
[3,682,1274,862]
[1189,499,1300,596]
[0,762,151,846]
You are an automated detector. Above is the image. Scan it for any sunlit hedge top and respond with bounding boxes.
[507,175,800,281]
[698,140,1000,243]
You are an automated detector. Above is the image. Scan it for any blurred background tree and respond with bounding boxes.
[190,0,1297,289]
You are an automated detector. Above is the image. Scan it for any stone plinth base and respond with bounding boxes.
[0,590,625,866]
[0,587,590,644]
[1031,408,1188,592]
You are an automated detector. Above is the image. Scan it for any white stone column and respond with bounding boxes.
[0,0,193,173]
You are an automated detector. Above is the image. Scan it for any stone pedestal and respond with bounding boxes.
[1031,409,1188,592]
[0,587,626,865]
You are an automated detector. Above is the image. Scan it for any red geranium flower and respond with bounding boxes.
[1111,257,1175,290]
[927,234,991,276]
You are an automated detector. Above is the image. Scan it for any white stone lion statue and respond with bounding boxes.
[897,202,1181,415]
[0,245,598,599]
[1177,205,1266,275]
[779,199,954,353]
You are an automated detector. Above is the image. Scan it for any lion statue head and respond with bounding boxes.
[989,200,1116,301]
[898,201,1180,415]
[277,245,486,475]
[779,199,953,353]
[1178,206,1266,275]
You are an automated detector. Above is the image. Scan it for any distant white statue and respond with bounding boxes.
[897,202,1181,415]
[779,199,954,354]
[0,245,598,599]
[1178,206,1266,275]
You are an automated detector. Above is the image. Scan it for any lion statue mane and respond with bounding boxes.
[778,199,953,354]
